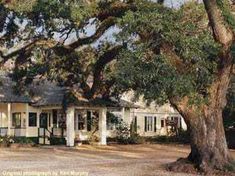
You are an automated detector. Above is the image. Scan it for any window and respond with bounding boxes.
[78,114,85,130]
[12,113,21,128]
[87,111,92,131]
[107,115,113,130]
[52,110,57,127]
[107,112,118,130]
[161,119,165,128]
[29,113,37,127]
[145,116,153,132]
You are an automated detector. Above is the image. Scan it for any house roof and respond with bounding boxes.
[0,73,139,108]
[0,72,31,103]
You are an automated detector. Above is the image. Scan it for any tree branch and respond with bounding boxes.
[203,0,234,46]
[69,17,116,50]
[88,45,123,98]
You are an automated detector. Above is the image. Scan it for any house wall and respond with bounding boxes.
[109,91,188,137]
[0,101,187,141]
[0,103,8,128]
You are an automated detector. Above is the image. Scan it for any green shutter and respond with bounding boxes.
[154,117,157,132]
[144,116,147,132]
[87,111,92,131]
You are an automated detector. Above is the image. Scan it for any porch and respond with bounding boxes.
[0,103,38,137]
[0,103,108,146]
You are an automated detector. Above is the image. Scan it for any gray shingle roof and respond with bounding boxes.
[0,72,31,103]
[29,81,66,107]
[0,73,139,108]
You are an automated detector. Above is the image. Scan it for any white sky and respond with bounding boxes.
[61,0,191,47]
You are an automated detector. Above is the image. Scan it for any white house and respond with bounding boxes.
[0,72,187,146]
[107,93,187,137]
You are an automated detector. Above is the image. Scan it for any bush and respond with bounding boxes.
[12,137,38,145]
[0,136,14,147]
[116,120,145,144]
[50,137,66,145]
[145,130,190,144]
[116,134,144,144]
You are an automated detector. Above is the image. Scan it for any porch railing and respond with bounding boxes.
[0,127,8,136]
[38,128,53,145]
[10,128,26,137]
[51,127,66,137]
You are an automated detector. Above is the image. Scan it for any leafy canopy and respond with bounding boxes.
[112,1,220,105]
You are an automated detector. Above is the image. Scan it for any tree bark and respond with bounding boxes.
[170,61,234,173]
[187,108,232,172]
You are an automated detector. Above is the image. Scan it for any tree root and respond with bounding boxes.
[166,158,235,176]
[166,158,198,174]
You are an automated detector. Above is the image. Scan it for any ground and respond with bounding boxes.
[0,144,234,176]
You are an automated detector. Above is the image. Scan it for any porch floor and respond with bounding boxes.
[0,144,234,176]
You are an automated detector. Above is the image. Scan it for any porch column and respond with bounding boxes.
[122,107,125,121]
[25,104,29,137]
[7,103,11,136]
[99,107,107,145]
[66,107,75,147]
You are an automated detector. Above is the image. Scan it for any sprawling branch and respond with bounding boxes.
[88,45,123,98]
[69,17,116,50]
[203,0,234,47]
[0,38,56,66]
[96,2,136,21]
[160,43,188,73]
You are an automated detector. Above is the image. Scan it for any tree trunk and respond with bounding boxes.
[169,63,234,173]
[187,107,232,172]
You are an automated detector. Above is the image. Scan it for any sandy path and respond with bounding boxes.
[0,144,233,176]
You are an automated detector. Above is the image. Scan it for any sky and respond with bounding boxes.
[60,0,190,47]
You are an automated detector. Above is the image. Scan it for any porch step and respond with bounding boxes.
[39,137,50,145]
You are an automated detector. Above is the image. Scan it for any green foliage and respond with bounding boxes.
[50,137,66,145]
[12,137,38,145]
[112,115,144,144]
[216,0,235,30]
[112,1,220,105]
[0,136,14,147]
[145,129,190,144]
[223,88,235,129]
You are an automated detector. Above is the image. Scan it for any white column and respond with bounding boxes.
[25,104,29,137]
[66,107,75,147]
[122,107,125,121]
[99,107,107,145]
[7,103,11,136]
[37,111,40,128]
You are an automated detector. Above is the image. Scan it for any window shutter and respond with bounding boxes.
[134,116,137,132]
[144,116,147,132]
[154,117,157,132]
[87,111,92,131]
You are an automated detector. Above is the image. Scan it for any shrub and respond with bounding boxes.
[12,137,38,145]
[0,136,14,147]
[115,119,145,144]
[145,129,190,144]
[50,137,66,145]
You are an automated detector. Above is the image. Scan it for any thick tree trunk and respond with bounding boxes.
[187,108,232,172]
[169,63,234,173]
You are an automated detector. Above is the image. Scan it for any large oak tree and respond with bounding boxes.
[113,0,235,173]
[0,0,235,174]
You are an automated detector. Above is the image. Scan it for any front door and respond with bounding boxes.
[40,113,48,128]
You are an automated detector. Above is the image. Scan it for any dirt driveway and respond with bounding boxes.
[0,144,234,176]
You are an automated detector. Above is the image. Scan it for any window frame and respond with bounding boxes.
[78,113,85,130]
[12,112,21,128]
[145,116,154,132]
[28,112,37,127]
